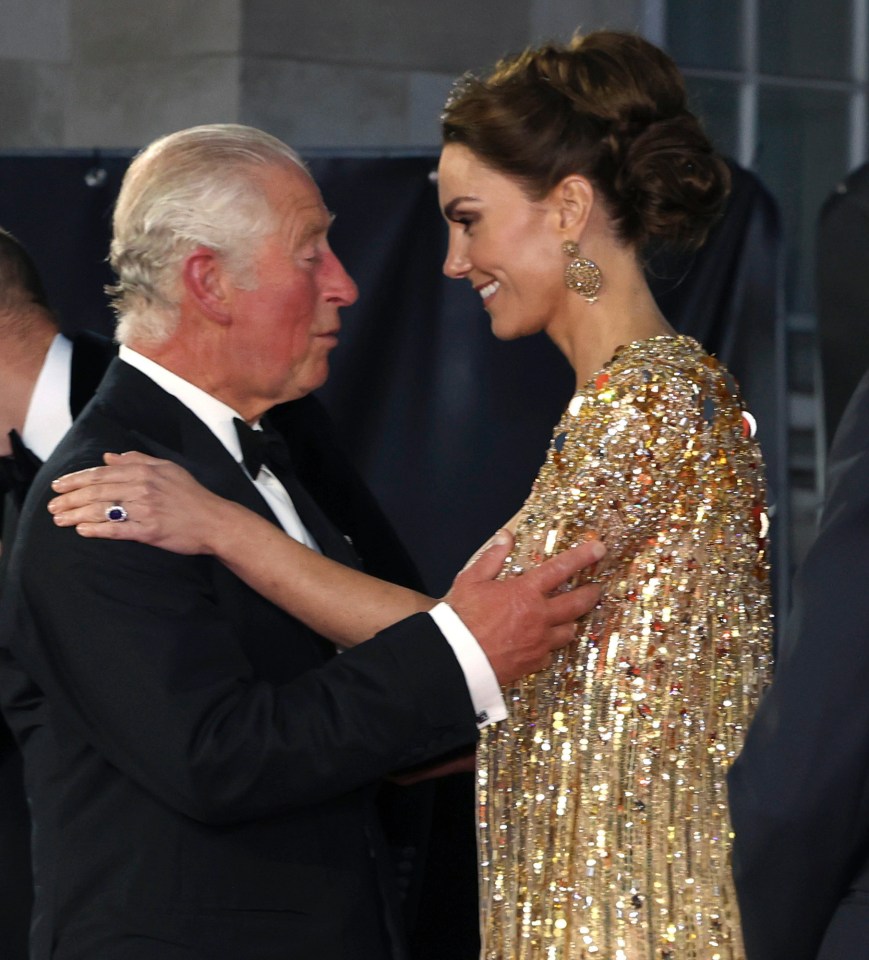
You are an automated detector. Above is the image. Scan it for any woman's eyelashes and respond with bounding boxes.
[452,212,478,233]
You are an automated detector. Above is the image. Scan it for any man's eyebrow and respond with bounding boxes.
[298,213,335,243]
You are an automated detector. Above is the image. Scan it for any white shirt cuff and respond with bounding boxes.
[428,601,507,728]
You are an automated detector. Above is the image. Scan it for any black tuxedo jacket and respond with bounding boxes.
[0,330,115,960]
[0,358,478,960]
[728,367,869,959]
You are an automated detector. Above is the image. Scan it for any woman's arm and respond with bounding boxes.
[49,452,434,648]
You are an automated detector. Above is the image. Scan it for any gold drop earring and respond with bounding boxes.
[562,240,602,303]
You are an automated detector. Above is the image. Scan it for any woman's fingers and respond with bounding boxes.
[49,454,183,519]
[49,482,145,515]
[70,520,146,540]
[46,452,217,554]
[102,451,164,465]
[51,452,171,493]
[51,498,133,526]
[50,464,118,494]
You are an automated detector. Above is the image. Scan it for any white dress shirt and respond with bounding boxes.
[21,333,74,461]
[118,346,506,727]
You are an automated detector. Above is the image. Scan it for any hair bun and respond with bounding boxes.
[613,113,731,253]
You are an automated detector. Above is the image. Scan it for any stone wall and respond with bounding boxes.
[0,0,646,149]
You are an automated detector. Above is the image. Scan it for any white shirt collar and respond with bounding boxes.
[118,345,247,463]
[22,332,73,461]
[117,346,319,551]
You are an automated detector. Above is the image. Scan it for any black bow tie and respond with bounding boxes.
[233,418,293,479]
[0,430,42,505]
[233,417,360,573]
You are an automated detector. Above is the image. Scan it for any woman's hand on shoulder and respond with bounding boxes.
[48,451,231,555]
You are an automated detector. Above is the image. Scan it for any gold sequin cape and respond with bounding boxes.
[479,336,771,960]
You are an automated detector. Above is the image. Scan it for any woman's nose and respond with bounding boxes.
[442,235,470,279]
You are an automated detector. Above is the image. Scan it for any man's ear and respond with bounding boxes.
[554,174,595,238]
[181,246,233,324]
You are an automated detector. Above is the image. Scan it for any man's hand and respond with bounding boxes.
[444,530,604,685]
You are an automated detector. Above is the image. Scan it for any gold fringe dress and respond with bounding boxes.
[479,336,771,960]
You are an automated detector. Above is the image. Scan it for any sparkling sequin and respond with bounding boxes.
[479,336,771,960]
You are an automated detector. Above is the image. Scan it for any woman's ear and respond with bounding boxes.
[181,246,233,325]
[555,175,595,238]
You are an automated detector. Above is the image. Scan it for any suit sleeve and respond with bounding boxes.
[728,373,869,960]
[8,475,478,827]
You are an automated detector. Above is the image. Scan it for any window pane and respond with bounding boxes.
[756,87,851,313]
[759,0,853,79]
[666,0,741,70]
[683,76,740,160]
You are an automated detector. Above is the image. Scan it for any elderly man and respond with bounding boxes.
[0,125,602,960]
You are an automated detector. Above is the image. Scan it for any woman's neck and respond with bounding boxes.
[548,254,675,391]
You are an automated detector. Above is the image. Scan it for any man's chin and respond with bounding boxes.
[280,361,331,403]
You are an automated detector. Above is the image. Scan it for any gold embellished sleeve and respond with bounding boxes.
[514,354,766,572]
[516,351,771,704]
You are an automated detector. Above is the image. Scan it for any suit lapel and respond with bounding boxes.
[93,361,360,560]
[93,360,278,526]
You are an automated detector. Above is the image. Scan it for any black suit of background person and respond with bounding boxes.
[726,160,869,960]
[0,227,115,960]
[728,364,869,958]
[817,161,869,446]
[0,125,600,960]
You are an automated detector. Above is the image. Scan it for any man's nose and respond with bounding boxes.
[326,253,358,306]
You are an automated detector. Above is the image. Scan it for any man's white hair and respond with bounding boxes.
[110,123,306,346]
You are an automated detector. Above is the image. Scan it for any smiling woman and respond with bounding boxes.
[438,146,570,342]
[438,30,771,960]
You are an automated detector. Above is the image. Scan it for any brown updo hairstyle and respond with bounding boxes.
[441,31,730,254]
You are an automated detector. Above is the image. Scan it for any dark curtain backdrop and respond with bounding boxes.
[0,151,787,605]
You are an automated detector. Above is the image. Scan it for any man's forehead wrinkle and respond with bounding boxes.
[296,212,331,244]
[262,162,328,233]
[275,197,331,245]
